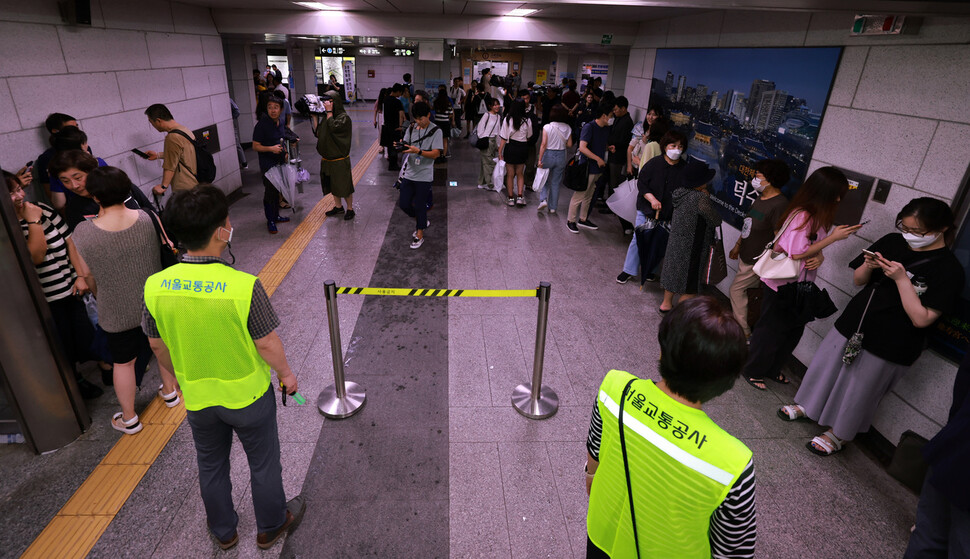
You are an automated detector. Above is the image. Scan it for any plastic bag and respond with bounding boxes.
[82,293,98,326]
[491,159,506,193]
[532,167,549,193]
[265,164,300,212]
[605,178,638,224]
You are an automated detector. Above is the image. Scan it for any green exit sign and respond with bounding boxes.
[601,34,613,45]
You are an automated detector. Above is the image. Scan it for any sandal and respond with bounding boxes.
[806,430,844,456]
[745,377,767,391]
[768,372,790,385]
[111,412,143,435]
[158,384,181,408]
[777,404,807,422]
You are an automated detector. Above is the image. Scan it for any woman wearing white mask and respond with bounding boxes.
[727,159,790,337]
[777,197,963,456]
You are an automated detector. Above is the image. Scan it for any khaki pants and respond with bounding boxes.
[729,259,762,336]
[478,137,498,186]
[567,172,602,222]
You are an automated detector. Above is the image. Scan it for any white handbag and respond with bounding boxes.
[752,212,801,280]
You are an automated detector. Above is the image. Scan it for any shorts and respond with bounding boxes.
[434,121,451,138]
[504,140,528,165]
[105,326,151,364]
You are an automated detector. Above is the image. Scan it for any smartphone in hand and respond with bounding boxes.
[862,248,877,257]
[131,148,150,159]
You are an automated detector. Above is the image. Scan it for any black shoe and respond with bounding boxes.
[566,221,579,234]
[578,219,599,230]
[77,378,103,399]
[267,221,278,234]
[344,210,355,220]
[616,272,632,284]
[325,206,345,216]
[276,215,291,223]
[256,495,307,550]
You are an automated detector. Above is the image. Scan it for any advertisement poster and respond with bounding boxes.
[648,48,842,228]
[342,59,356,103]
[536,70,547,84]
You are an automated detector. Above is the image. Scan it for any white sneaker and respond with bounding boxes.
[410,236,425,249]
[549,209,557,214]
[537,200,548,211]
[477,184,487,189]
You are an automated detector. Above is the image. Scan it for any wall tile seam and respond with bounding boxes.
[835,105,968,128]
[848,46,871,105]
[912,120,943,193]
[887,389,945,431]
[2,79,24,131]
[1,63,223,80]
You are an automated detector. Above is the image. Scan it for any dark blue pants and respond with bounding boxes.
[186,385,286,540]
[398,178,430,231]
[904,469,970,558]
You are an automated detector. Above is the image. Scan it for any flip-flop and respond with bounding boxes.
[745,377,767,391]
[768,373,790,385]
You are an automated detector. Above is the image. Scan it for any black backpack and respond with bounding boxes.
[170,129,217,184]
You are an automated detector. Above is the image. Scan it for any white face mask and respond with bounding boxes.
[750,177,766,193]
[666,148,682,160]
[902,231,939,249]
[218,226,234,244]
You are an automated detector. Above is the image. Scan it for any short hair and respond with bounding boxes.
[45,112,76,134]
[569,79,578,89]
[49,149,99,178]
[272,64,278,69]
[391,83,404,94]
[163,185,229,251]
[549,104,568,123]
[414,89,429,102]
[51,126,87,152]
[594,103,612,119]
[411,102,431,119]
[84,166,133,208]
[265,96,283,109]
[659,129,687,150]
[658,297,747,403]
[754,159,791,189]
[614,96,629,108]
[145,103,174,121]
[403,73,412,81]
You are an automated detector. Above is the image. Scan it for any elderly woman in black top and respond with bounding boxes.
[778,197,964,456]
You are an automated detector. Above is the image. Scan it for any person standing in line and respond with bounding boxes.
[727,160,790,337]
[432,89,455,163]
[627,106,666,177]
[566,105,610,234]
[536,104,572,214]
[463,79,479,138]
[272,65,283,87]
[476,97,502,190]
[251,97,291,234]
[382,84,406,171]
[397,102,442,249]
[314,91,356,220]
[585,297,756,558]
[72,167,180,435]
[605,96,635,232]
[497,99,532,207]
[450,77,465,133]
[145,104,198,196]
[143,186,305,550]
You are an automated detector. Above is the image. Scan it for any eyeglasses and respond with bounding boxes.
[896,222,929,236]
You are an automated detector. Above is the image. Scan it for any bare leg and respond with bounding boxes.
[506,165,515,197]
[344,194,354,210]
[113,358,138,423]
[515,165,526,196]
[660,290,676,312]
[159,363,178,395]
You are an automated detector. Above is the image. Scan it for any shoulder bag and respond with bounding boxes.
[476,114,498,150]
[141,208,179,268]
[563,154,589,191]
[752,212,801,280]
[703,225,728,285]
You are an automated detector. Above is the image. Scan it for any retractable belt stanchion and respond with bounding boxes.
[512,282,559,419]
[317,280,366,419]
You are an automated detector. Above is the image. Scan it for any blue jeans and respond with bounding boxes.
[186,385,287,540]
[539,149,566,210]
[398,178,431,231]
[622,211,650,275]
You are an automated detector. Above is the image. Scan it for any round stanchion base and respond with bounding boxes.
[511,383,559,419]
[317,382,366,419]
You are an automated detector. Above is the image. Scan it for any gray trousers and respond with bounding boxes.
[186,385,286,540]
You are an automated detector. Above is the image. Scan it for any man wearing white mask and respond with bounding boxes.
[727,159,790,336]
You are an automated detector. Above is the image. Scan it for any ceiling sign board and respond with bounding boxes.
[601,34,613,45]
[419,40,444,62]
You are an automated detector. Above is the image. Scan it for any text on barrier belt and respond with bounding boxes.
[335,287,538,298]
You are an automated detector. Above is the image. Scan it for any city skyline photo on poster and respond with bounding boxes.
[649,47,843,229]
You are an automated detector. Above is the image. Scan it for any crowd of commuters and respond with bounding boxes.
[6,65,968,556]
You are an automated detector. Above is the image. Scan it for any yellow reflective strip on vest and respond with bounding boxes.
[598,390,734,486]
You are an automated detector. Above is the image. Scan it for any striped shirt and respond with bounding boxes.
[587,403,757,559]
[20,204,76,302]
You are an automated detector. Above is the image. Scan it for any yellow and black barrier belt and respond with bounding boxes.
[335,286,538,298]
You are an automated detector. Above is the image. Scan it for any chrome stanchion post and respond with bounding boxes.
[317,280,366,419]
[512,282,559,419]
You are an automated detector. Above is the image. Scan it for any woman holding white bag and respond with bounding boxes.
[743,167,862,391]
[535,105,573,214]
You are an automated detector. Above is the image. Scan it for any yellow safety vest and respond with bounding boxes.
[587,370,752,558]
[144,262,271,411]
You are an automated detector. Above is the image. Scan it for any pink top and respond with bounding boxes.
[762,210,828,292]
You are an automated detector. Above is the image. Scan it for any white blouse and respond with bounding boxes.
[499,117,532,142]
[542,123,571,150]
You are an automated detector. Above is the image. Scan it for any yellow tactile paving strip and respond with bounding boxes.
[22,139,381,559]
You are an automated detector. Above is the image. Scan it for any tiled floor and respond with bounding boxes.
[0,109,919,558]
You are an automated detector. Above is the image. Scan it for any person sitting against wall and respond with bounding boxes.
[5,168,105,399]
[777,197,964,456]
[585,297,756,558]
[71,167,180,435]
[50,150,152,232]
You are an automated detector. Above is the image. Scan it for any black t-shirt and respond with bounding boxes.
[834,233,964,365]
[738,194,789,264]
[252,116,285,172]
[608,113,634,166]
[383,96,403,129]
[636,155,686,220]
[64,185,152,232]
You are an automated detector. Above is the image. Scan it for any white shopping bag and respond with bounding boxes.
[606,178,638,224]
[491,158,506,193]
[532,167,549,192]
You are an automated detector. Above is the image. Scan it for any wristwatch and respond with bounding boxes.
[26,219,42,225]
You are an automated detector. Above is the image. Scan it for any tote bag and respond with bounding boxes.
[703,225,728,285]
[752,213,800,280]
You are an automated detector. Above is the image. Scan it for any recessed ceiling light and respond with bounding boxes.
[516,45,531,49]
[294,2,335,10]
[505,8,538,16]
[539,43,559,47]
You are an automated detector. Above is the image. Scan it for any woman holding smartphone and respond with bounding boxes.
[777,197,963,456]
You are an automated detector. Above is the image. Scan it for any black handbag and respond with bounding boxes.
[563,155,589,191]
[476,113,498,150]
[776,279,837,324]
[142,208,179,268]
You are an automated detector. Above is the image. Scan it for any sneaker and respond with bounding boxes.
[507,197,515,207]
[616,272,633,284]
[77,378,103,399]
[578,219,599,230]
[344,210,356,221]
[276,215,291,223]
[477,184,487,189]
[410,236,425,249]
[267,221,278,234]
[256,495,307,549]
[549,209,557,214]
[111,412,143,435]
[325,206,345,216]
[644,273,659,282]
[566,221,579,234]
[158,385,181,408]
[515,196,526,207]
[537,200,548,211]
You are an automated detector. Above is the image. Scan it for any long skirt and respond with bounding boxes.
[795,328,909,441]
